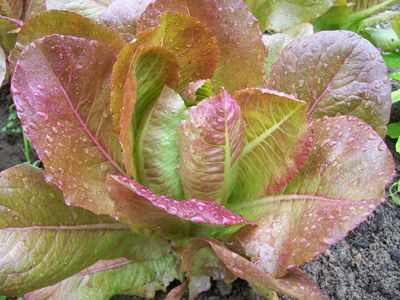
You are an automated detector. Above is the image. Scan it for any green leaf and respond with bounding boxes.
[259,0,333,32]
[268,31,392,136]
[393,89,400,104]
[263,34,294,79]
[46,0,111,20]
[12,34,124,215]
[117,46,180,178]
[396,138,400,154]
[243,0,272,31]
[389,72,400,80]
[177,90,244,204]
[25,256,180,299]
[0,0,23,19]
[229,89,312,204]
[138,86,187,198]
[393,14,400,37]
[363,27,400,52]
[0,16,21,53]
[387,122,400,139]
[383,52,400,68]
[137,0,266,92]
[0,165,172,296]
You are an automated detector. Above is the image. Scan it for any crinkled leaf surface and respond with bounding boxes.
[0,16,21,53]
[9,10,124,71]
[178,90,244,204]
[0,165,172,296]
[46,0,111,20]
[229,89,312,204]
[181,238,327,300]
[111,12,217,134]
[100,0,155,41]
[25,256,179,299]
[118,46,179,178]
[12,34,124,215]
[106,174,253,237]
[268,30,391,136]
[138,86,187,198]
[137,0,266,92]
[233,116,395,277]
[247,0,333,32]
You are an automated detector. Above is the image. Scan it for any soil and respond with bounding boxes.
[2,86,400,300]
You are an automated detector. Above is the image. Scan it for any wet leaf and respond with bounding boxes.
[100,0,155,41]
[268,30,391,136]
[25,256,179,299]
[12,34,124,215]
[182,238,327,300]
[177,90,244,204]
[137,0,266,92]
[110,12,218,135]
[106,174,253,237]
[0,165,171,296]
[229,89,312,204]
[138,86,187,198]
[9,10,124,72]
[245,0,333,32]
[233,116,395,277]
[46,0,112,20]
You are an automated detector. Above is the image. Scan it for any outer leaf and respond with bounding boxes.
[118,46,180,177]
[233,116,395,277]
[258,0,333,32]
[229,89,312,204]
[46,0,111,20]
[268,30,391,136]
[177,90,244,204]
[0,16,21,53]
[106,174,253,237]
[12,34,123,215]
[111,12,218,134]
[137,0,266,92]
[387,122,400,139]
[138,86,187,198]
[100,0,155,41]
[25,256,179,299]
[0,0,23,19]
[9,10,124,71]
[181,238,327,300]
[263,24,313,79]
[0,165,171,295]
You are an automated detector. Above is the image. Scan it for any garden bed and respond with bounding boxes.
[1,82,399,300]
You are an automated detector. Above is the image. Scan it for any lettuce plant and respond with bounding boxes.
[0,0,396,299]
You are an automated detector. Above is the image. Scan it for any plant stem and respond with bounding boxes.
[347,0,399,24]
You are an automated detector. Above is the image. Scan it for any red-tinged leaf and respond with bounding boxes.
[233,116,395,277]
[106,174,253,236]
[110,11,218,133]
[12,34,124,215]
[229,88,312,204]
[177,90,244,204]
[100,0,155,41]
[267,30,391,136]
[9,10,124,71]
[0,0,23,19]
[137,0,266,92]
[181,238,327,300]
[25,255,179,299]
[165,281,189,300]
[118,46,180,177]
